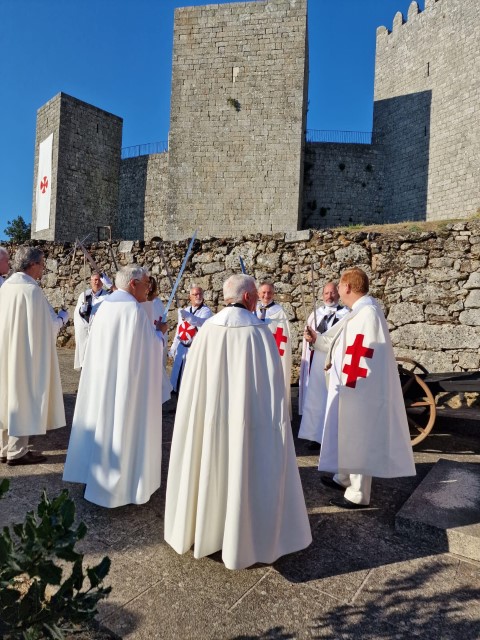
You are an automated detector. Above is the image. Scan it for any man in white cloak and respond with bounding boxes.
[298,282,348,450]
[304,268,415,509]
[0,246,9,286]
[165,274,312,570]
[256,281,292,414]
[0,247,68,465]
[63,265,168,508]
[73,271,110,370]
[169,286,212,393]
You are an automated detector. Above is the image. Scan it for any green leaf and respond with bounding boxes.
[37,561,62,585]
[0,478,10,498]
[86,556,111,588]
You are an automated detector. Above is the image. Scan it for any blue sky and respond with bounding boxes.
[0,0,419,240]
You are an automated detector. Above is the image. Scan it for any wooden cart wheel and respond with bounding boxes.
[396,357,436,446]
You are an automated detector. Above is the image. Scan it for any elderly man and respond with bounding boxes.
[0,246,9,286]
[165,274,311,570]
[63,265,168,508]
[304,268,415,509]
[73,271,110,370]
[256,281,292,414]
[169,285,212,393]
[0,247,68,465]
[299,282,349,450]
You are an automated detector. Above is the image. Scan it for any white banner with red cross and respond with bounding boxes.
[35,133,53,232]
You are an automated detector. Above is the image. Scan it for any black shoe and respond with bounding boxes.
[307,441,321,452]
[0,456,6,463]
[329,497,369,510]
[7,451,47,466]
[320,476,345,491]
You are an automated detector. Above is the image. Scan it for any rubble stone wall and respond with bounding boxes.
[5,220,480,382]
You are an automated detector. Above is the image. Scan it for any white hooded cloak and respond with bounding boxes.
[315,296,415,478]
[63,290,165,508]
[0,272,65,437]
[165,306,311,570]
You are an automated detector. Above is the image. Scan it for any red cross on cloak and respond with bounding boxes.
[342,333,374,388]
[273,326,288,356]
[40,176,49,194]
[178,321,196,343]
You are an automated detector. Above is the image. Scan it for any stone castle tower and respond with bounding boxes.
[31,93,122,242]
[31,0,479,242]
[374,0,479,222]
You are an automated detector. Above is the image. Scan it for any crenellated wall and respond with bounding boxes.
[7,220,480,381]
[374,0,480,222]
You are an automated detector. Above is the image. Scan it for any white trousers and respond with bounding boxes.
[333,473,372,505]
[1,432,30,460]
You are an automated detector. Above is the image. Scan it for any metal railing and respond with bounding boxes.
[121,141,168,159]
[306,130,379,145]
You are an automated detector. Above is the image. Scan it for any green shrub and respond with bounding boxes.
[0,488,111,640]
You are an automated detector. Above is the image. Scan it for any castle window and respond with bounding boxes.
[426,62,430,77]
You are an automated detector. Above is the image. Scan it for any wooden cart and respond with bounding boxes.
[397,357,480,446]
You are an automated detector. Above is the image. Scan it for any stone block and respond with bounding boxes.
[390,324,480,350]
[464,289,480,308]
[119,241,134,254]
[387,302,424,326]
[396,459,480,561]
[334,244,369,265]
[459,308,480,326]
[284,230,311,243]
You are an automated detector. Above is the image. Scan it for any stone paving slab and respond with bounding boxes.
[1,348,479,639]
[396,458,480,561]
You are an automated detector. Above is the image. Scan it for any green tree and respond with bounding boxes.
[4,216,31,243]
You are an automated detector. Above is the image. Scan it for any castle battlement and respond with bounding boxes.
[376,0,444,38]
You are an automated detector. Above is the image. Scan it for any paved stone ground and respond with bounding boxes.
[1,348,479,639]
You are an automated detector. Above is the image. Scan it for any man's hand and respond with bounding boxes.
[155,320,168,334]
[58,309,69,325]
[304,326,317,344]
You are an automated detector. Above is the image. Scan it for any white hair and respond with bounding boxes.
[115,265,149,291]
[13,246,43,273]
[223,274,257,304]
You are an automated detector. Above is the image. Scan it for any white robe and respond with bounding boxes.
[0,272,65,437]
[165,306,312,570]
[298,304,349,415]
[256,302,292,416]
[142,297,172,402]
[63,290,165,508]
[170,304,213,392]
[314,296,415,478]
[298,305,349,442]
[73,288,109,370]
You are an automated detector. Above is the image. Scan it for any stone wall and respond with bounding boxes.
[374,0,480,222]
[302,143,384,228]
[32,93,123,242]
[118,153,169,241]
[166,0,308,240]
[8,220,480,381]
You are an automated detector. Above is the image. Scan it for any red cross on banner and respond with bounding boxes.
[342,333,374,388]
[273,326,288,356]
[40,176,49,194]
[178,321,196,343]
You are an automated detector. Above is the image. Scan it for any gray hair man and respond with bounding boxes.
[0,246,69,465]
[256,280,292,416]
[169,284,213,393]
[63,265,169,508]
[73,270,110,370]
[298,281,349,449]
[165,273,311,570]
